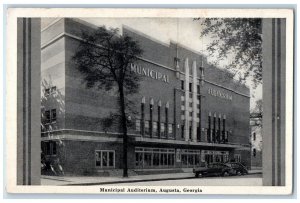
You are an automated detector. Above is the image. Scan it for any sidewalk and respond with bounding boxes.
[41,170,262,186]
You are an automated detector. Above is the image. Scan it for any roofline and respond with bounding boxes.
[122,24,170,48]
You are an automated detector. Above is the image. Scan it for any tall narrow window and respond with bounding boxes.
[222,116,226,143]
[189,83,192,92]
[168,124,173,138]
[152,121,158,137]
[197,85,200,94]
[145,121,150,136]
[197,126,200,141]
[218,116,221,143]
[213,114,216,143]
[181,80,184,90]
[135,119,141,132]
[222,117,226,142]
[158,101,161,138]
[141,99,145,136]
[253,132,256,141]
[51,109,57,123]
[208,114,211,143]
[52,141,57,155]
[45,110,51,124]
[150,99,153,137]
[165,103,169,138]
[253,148,256,157]
[160,123,165,138]
[181,125,185,139]
[225,131,229,143]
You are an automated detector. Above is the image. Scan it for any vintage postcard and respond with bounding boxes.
[5,8,294,195]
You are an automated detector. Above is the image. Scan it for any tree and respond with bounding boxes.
[195,18,262,87]
[73,26,143,177]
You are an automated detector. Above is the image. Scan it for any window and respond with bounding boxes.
[181,125,185,139]
[45,88,50,96]
[51,86,56,93]
[189,126,192,140]
[135,151,143,167]
[135,147,175,168]
[141,102,145,135]
[208,115,211,143]
[253,132,256,141]
[222,117,226,143]
[234,154,241,162]
[197,127,200,141]
[150,103,153,136]
[51,109,57,123]
[218,117,221,143]
[168,124,173,138]
[181,149,201,167]
[135,119,141,132]
[165,107,169,137]
[189,83,192,92]
[197,85,200,94]
[253,148,256,157]
[44,86,56,96]
[153,121,158,137]
[158,105,161,136]
[42,141,57,155]
[95,150,115,168]
[52,141,57,155]
[181,80,184,90]
[145,121,150,136]
[45,110,51,123]
[225,131,229,143]
[44,109,56,124]
[160,123,165,138]
[213,115,216,143]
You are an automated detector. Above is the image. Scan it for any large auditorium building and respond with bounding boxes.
[41,18,251,175]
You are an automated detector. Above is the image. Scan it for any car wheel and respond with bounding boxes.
[195,172,203,178]
[236,170,242,176]
[223,171,229,177]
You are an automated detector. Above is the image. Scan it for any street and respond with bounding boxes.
[103,174,262,186]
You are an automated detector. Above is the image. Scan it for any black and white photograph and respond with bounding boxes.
[5,8,294,195]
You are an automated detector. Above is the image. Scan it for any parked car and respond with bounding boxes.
[193,163,235,178]
[225,162,248,176]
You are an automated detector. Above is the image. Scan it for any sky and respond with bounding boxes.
[69,18,262,110]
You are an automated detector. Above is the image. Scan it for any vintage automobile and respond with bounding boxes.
[193,163,235,178]
[225,162,248,176]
